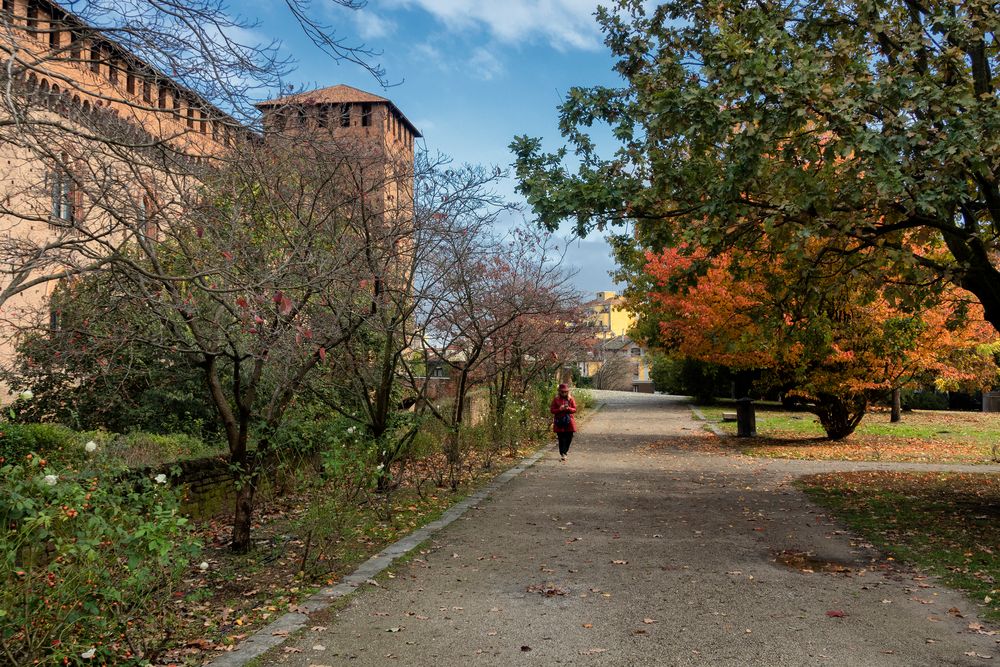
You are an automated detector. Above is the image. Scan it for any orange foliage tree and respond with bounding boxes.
[644,247,999,439]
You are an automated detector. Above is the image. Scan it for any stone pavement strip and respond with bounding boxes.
[228,391,1000,666]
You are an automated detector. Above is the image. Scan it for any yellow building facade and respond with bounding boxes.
[578,292,652,390]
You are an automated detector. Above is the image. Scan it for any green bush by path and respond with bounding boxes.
[0,424,220,469]
[0,457,200,664]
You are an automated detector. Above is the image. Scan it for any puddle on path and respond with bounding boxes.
[773,549,854,574]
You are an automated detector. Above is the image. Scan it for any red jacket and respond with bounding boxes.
[550,395,577,433]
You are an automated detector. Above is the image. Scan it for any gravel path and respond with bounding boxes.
[258,390,999,666]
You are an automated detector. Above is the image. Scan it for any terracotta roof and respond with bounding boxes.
[257,84,422,137]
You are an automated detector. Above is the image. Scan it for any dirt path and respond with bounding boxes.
[258,391,999,666]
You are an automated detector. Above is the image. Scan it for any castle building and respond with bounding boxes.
[0,0,417,388]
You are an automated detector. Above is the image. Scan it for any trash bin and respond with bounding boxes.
[984,391,1000,413]
[736,397,757,437]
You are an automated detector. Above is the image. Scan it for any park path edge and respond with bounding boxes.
[208,404,603,667]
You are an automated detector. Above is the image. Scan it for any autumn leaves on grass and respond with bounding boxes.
[800,471,1000,622]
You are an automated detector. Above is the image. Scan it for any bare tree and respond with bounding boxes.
[0,0,385,324]
[304,155,511,491]
[415,224,578,489]
[16,131,410,552]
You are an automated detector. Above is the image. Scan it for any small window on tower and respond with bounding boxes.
[340,103,351,128]
[361,104,372,127]
[48,156,79,223]
[317,105,328,128]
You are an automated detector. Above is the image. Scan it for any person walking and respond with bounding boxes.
[550,383,577,461]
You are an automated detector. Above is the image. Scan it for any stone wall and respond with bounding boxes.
[147,454,316,520]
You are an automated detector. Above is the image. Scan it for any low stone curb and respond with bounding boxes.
[690,406,726,436]
[208,446,550,666]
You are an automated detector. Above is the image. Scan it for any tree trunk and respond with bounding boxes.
[231,478,257,553]
[890,387,901,423]
[814,393,867,440]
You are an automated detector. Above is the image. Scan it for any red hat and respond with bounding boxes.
[557,383,569,391]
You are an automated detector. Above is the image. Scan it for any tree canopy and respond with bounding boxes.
[512,0,1000,332]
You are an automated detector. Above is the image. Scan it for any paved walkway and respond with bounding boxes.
[260,391,999,666]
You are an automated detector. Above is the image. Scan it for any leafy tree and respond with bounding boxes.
[512,0,1000,333]
[644,246,998,437]
[3,279,216,436]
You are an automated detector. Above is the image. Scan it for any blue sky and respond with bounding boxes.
[240,0,625,297]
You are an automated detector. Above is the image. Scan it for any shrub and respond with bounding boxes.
[901,388,950,411]
[0,422,83,466]
[0,458,200,664]
[98,431,218,468]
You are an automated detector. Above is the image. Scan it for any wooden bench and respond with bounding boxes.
[721,412,738,422]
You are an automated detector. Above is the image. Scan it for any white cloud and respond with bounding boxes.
[412,42,448,70]
[352,10,397,40]
[384,0,603,50]
[469,47,503,80]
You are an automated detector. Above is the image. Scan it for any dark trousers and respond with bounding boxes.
[557,431,573,456]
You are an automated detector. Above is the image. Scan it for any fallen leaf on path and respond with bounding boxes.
[520,646,532,652]
[582,623,593,628]
[527,583,568,597]
[825,610,846,618]
[580,648,607,655]
[283,647,302,653]
[385,627,403,633]
[643,618,657,624]
[611,560,628,565]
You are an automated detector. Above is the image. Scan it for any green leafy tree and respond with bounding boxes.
[3,279,216,436]
[512,0,1000,332]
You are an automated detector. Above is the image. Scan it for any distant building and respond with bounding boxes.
[577,292,651,391]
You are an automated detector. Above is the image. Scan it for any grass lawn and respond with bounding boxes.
[695,403,1000,464]
[799,471,1000,623]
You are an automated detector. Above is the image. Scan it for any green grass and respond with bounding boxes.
[799,471,1000,622]
[697,404,1000,442]
[693,403,1000,463]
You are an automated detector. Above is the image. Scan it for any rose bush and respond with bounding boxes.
[0,456,200,664]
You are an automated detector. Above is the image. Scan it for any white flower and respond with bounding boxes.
[154,473,167,484]
[81,648,96,660]
[376,463,384,471]
[347,426,356,434]
[84,440,98,453]
[43,474,58,486]
[19,390,33,401]
[199,561,209,571]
